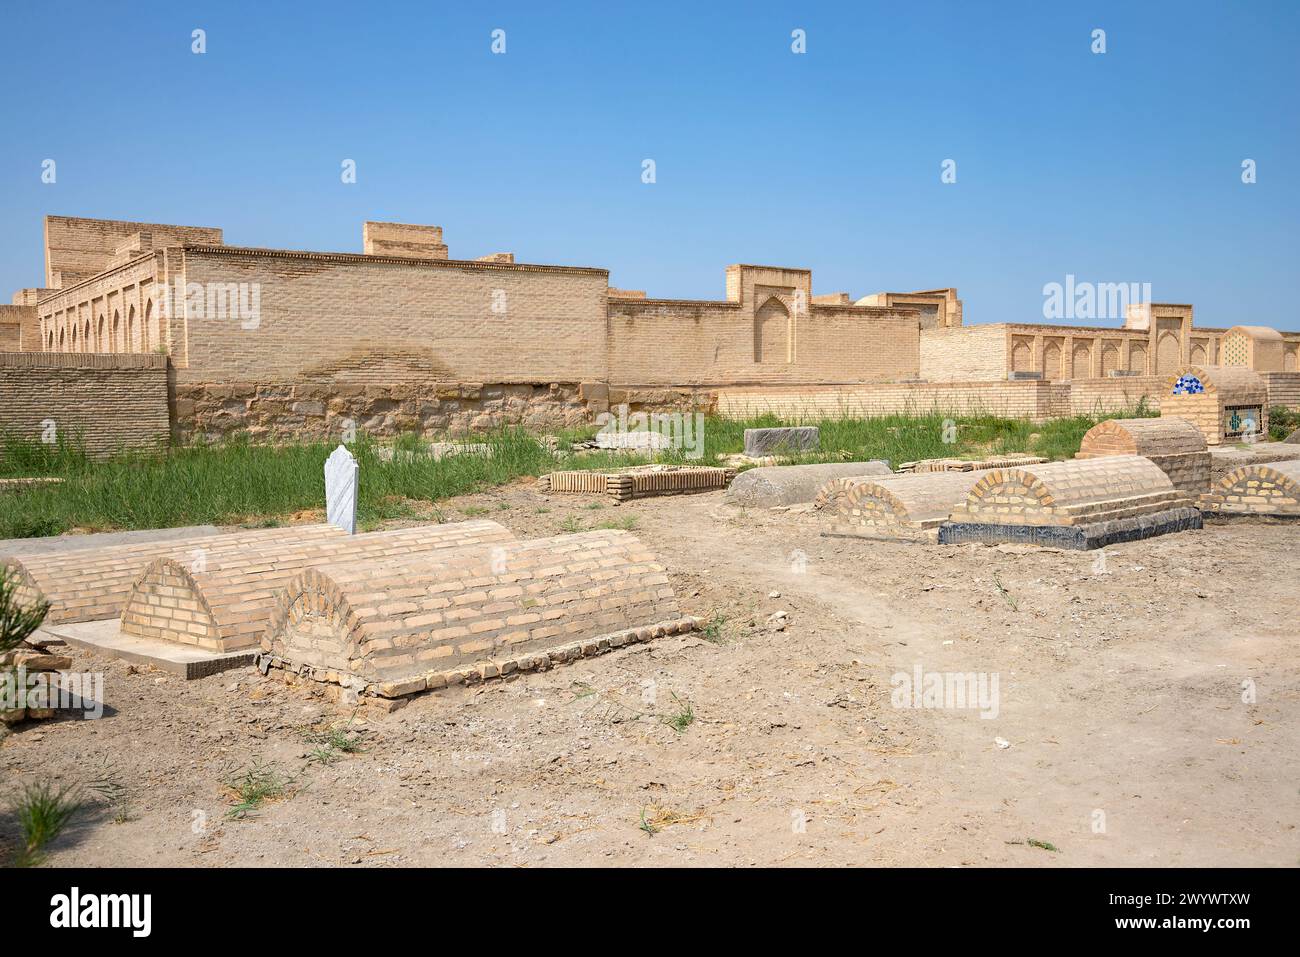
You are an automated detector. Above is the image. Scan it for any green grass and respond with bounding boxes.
[223,760,295,820]
[1269,406,1300,442]
[303,722,366,765]
[0,428,553,539]
[0,405,1156,539]
[661,693,695,733]
[9,781,82,867]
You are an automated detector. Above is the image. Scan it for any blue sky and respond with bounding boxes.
[1,0,1296,326]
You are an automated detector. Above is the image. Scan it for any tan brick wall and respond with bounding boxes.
[717,380,1057,420]
[919,325,1009,380]
[0,352,169,457]
[34,254,164,355]
[1067,376,1163,414]
[0,305,38,351]
[608,299,918,385]
[44,215,221,288]
[175,246,610,385]
[1261,372,1300,411]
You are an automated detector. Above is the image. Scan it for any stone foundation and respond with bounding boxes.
[173,380,717,444]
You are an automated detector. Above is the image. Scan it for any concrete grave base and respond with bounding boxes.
[39,619,254,679]
[257,615,700,701]
[938,506,1204,550]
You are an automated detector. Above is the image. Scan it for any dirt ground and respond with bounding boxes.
[3,478,1297,867]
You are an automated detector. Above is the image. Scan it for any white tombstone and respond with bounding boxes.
[324,444,358,534]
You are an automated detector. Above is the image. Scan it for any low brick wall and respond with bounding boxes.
[1261,372,1300,411]
[0,352,169,457]
[717,381,1059,420]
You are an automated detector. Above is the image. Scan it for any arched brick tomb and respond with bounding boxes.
[940,455,1201,548]
[1161,365,1268,446]
[260,530,698,697]
[1201,460,1300,518]
[814,470,990,541]
[120,520,514,652]
[3,524,346,625]
[1076,417,1210,494]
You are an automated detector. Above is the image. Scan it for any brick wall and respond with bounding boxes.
[1067,376,1163,414]
[1262,372,1300,410]
[0,305,38,351]
[176,246,610,385]
[0,352,169,457]
[716,380,1059,420]
[919,325,1008,380]
[44,215,221,288]
[608,299,919,385]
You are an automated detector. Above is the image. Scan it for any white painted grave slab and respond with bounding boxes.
[325,444,358,534]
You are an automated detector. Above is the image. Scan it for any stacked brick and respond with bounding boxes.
[539,465,735,501]
[120,520,514,652]
[815,470,992,541]
[1076,417,1211,494]
[261,530,697,698]
[949,455,1192,527]
[4,525,346,625]
[1201,460,1300,517]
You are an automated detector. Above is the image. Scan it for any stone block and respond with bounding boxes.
[743,427,820,457]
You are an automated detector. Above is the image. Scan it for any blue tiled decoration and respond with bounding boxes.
[1172,374,1204,396]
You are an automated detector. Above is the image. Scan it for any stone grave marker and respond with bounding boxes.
[325,444,358,534]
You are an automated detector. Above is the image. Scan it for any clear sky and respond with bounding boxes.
[1,0,1296,327]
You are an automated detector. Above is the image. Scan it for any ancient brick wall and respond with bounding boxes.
[607,299,919,385]
[34,254,164,355]
[43,215,221,288]
[716,380,1059,420]
[0,305,38,351]
[1261,372,1300,410]
[919,325,1008,380]
[0,352,169,457]
[174,246,610,385]
[1066,376,1163,414]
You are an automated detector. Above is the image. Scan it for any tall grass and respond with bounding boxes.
[0,429,552,539]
